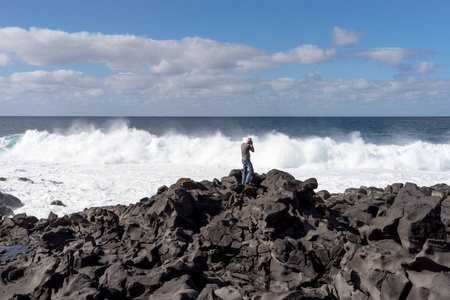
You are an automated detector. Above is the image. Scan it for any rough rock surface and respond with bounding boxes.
[0,192,24,217]
[0,169,449,299]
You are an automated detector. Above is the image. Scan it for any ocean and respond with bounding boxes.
[1,116,449,219]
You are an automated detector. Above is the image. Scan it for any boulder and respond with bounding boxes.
[261,169,298,192]
[12,213,39,229]
[50,200,66,207]
[368,183,446,253]
[0,204,13,217]
[41,227,75,250]
[343,202,379,227]
[343,239,414,299]
[0,192,23,209]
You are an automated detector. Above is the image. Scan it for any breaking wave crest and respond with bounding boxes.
[1,122,449,172]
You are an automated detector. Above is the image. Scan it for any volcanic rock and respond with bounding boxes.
[0,192,23,209]
[0,171,449,299]
[50,200,66,207]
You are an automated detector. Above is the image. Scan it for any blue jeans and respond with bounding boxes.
[242,159,254,184]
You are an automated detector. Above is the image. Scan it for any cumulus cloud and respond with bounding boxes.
[0,27,334,74]
[331,27,363,46]
[0,51,12,66]
[412,62,437,76]
[352,47,436,77]
[1,68,448,115]
[10,70,86,84]
[0,27,165,70]
[352,47,425,68]
[5,70,103,99]
[147,37,268,74]
[0,69,259,104]
[0,27,263,72]
[264,76,450,109]
[266,78,298,92]
[273,45,336,64]
[305,70,322,81]
[0,26,445,115]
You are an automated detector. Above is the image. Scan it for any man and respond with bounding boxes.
[241,137,255,185]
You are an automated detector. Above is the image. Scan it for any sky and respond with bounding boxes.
[0,0,449,116]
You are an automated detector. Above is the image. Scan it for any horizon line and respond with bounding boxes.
[1,115,449,118]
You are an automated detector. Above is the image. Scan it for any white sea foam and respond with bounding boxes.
[0,123,449,219]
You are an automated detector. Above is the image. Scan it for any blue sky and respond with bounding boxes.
[0,0,449,116]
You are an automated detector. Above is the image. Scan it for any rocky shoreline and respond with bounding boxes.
[1,169,450,299]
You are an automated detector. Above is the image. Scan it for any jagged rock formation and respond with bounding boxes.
[0,169,449,299]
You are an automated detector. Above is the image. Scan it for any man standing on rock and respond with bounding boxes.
[241,137,255,185]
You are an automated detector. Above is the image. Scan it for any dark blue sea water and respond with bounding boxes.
[1,116,449,145]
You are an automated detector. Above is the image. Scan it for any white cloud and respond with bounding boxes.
[273,45,337,64]
[5,70,102,99]
[0,27,335,73]
[266,78,298,92]
[0,26,445,115]
[264,76,450,106]
[235,55,279,72]
[1,69,258,104]
[0,27,264,72]
[0,27,158,70]
[102,72,256,100]
[353,48,436,77]
[412,62,436,76]
[305,70,322,81]
[0,51,12,66]
[331,27,362,46]
[10,70,85,84]
[104,73,159,93]
[352,47,423,68]
[147,37,268,74]
[1,69,449,115]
